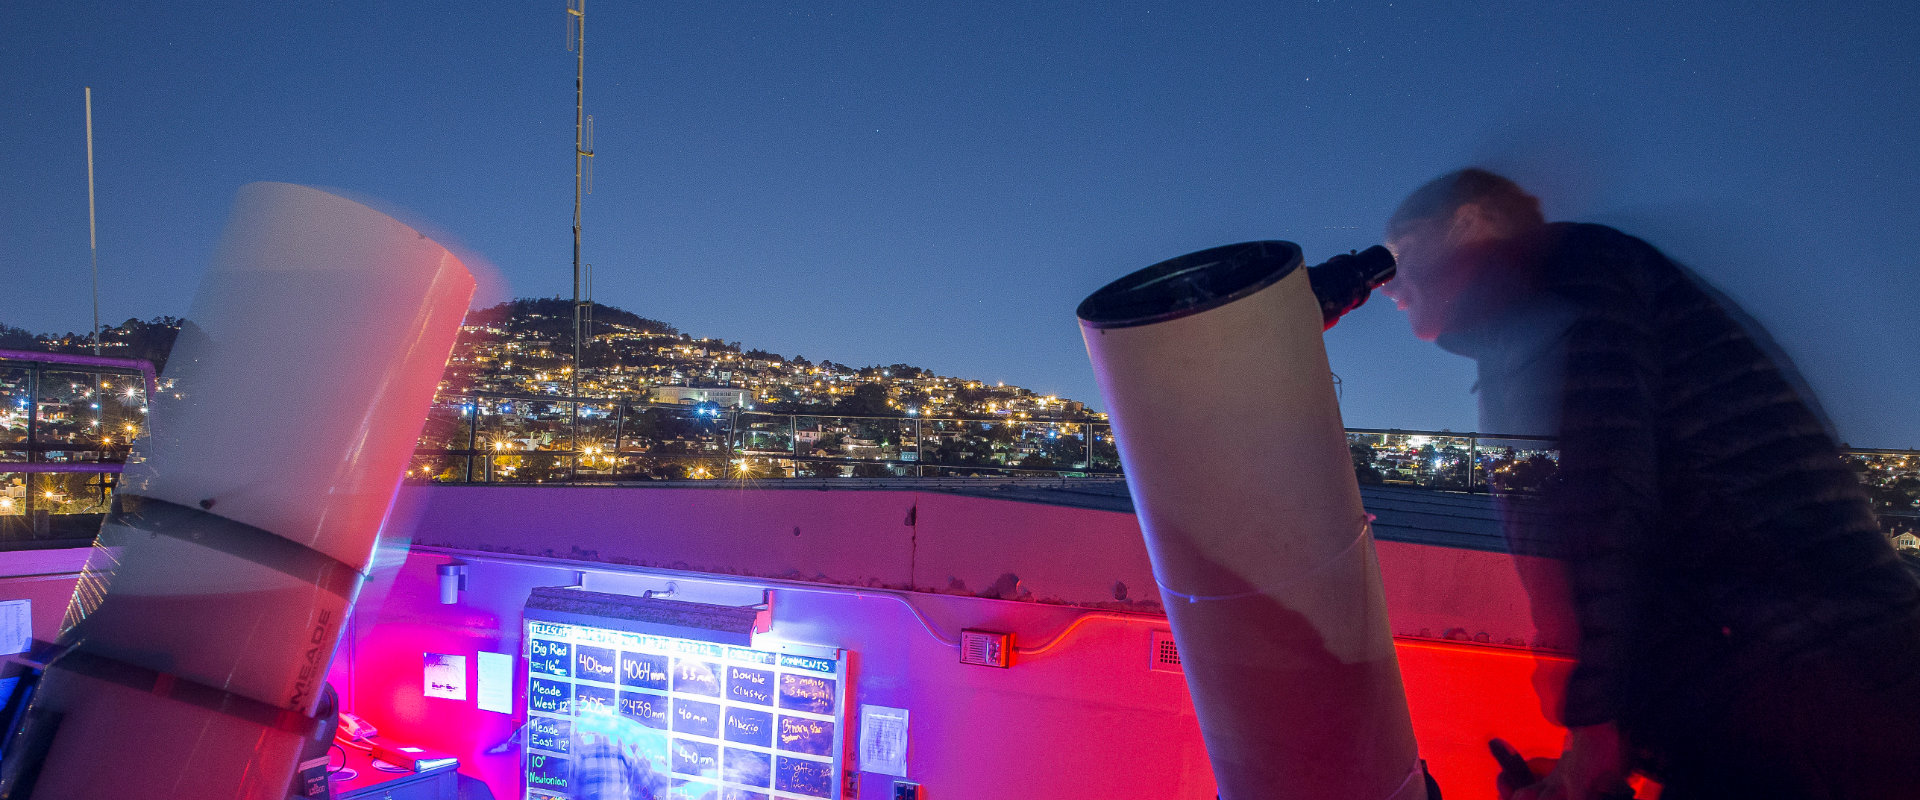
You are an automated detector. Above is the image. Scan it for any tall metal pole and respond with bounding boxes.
[568,0,590,399]
[1467,434,1479,492]
[86,87,100,355]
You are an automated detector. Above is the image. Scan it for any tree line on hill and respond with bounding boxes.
[0,317,182,373]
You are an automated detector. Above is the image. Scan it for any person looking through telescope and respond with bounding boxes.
[1380,168,1920,800]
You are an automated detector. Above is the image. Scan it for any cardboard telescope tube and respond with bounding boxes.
[1078,241,1424,800]
[0,183,474,799]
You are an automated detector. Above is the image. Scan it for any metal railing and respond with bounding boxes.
[405,391,1568,490]
[406,392,1916,530]
[407,392,1125,483]
[5,376,1915,543]
[0,350,158,542]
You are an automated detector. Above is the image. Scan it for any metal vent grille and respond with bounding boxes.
[959,629,1011,668]
[1150,630,1182,673]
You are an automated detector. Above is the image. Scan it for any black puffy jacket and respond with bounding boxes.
[1443,223,1920,731]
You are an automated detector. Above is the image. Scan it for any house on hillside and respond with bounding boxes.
[650,385,750,407]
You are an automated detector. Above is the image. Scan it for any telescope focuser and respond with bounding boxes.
[1307,245,1396,330]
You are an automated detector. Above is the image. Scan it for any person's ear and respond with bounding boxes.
[1446,201,1502,246]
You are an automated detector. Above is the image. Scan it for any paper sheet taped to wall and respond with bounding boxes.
[858,704,909,777]
[0,600,27,656]
[0,599,27,705]
[477,651,513,713]
[425,653,467,700]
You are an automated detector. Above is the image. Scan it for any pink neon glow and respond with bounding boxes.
[319,544,1582,800]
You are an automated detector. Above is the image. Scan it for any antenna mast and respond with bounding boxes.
[85,87,100,355]
[568,0,594,398]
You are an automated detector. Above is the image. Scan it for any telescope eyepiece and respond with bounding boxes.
[1307,245,1395,330]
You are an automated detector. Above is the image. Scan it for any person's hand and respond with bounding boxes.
[1490,738,1552,800]
[1511,723,1634,800]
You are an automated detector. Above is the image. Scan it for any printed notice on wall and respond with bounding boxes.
[477,651,514,713]
[0,599,28,656]
[858,704,909,776]
[425,653,468,700]
[522,617,847,800]
[0,599,27,706]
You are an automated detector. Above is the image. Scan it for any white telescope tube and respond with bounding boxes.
[1079,241,1424,800]
[3,183,473,799]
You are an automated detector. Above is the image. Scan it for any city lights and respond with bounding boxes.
[5,313,1905,520]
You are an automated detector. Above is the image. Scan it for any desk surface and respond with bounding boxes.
[327,743,459,800]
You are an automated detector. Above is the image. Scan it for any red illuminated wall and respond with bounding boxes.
[406,484,1549,645]
[331,544,1574,800]
[0,549,88,649]
[0,482,1581,800]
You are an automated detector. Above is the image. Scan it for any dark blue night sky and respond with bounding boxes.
[5,2,1916,446]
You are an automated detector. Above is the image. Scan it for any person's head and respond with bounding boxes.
[1381,168,1546,339]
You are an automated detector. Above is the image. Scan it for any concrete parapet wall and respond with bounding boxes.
[406,483,1547,648]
